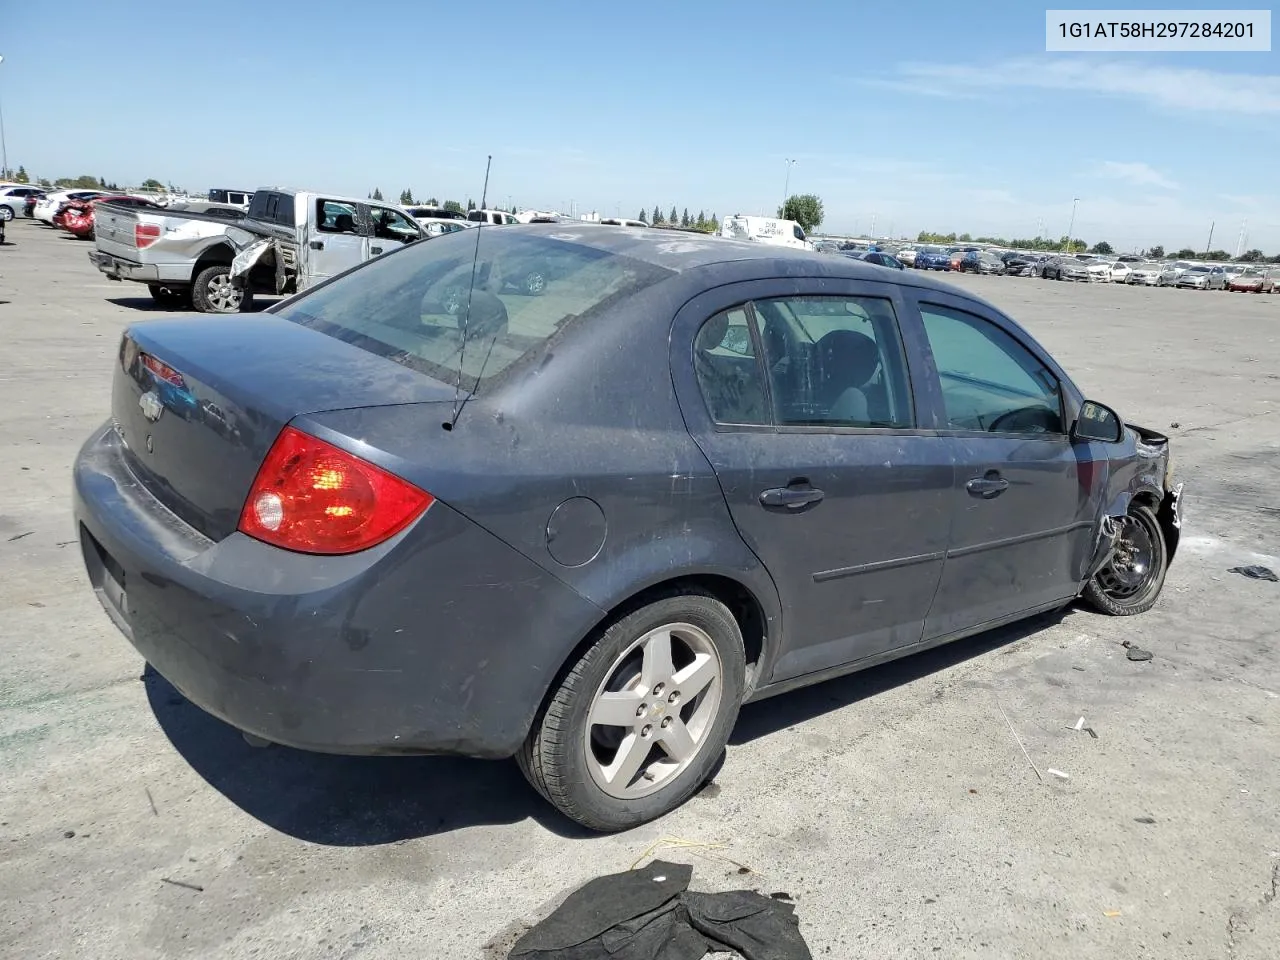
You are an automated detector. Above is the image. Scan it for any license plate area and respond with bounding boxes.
[80,526,132,634]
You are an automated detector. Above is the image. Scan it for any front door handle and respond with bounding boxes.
[309,240,324,250]
[759,483,825,509]
[966,473,1010,499]
[370,246,383,255]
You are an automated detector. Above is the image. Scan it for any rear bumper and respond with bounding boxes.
[73,423,602,757]
[89,251,193,285]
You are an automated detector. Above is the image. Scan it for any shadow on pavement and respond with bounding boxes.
[144,667,591,845]
[145,606,1080,845]
[731,606,1075,744]
[106,297,275,313]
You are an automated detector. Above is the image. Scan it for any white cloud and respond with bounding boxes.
[878,58,1280,116]
[1095,161,1178,190]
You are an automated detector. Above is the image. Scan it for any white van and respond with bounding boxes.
[719,215,813,250]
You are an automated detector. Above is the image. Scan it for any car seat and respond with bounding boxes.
[816,329,881,424]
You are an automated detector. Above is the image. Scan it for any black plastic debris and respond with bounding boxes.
[507,859,812,960]
[1229,565,1279,582]
[1126,645,1154,662]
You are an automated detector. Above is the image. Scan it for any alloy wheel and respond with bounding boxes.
[206,273,243,312]
[584,622,723,800]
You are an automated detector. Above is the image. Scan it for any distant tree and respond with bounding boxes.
[466,198,476,211]
[140,178,165,192]
[399,188,414,205]
[1175,248,1197,258]
[443,199,463,214]
[1237,249,1263,262]
[709,214,719,233]
[371,187,384,201]
[957,232,972,243]
[38,177,52,188]
[1204,250,1231,261]
[667,205,677,224]
[681,208,690,228]
[653,205,664,225]
[1146,245,1165,259]
[638,208,648,223]
[695,210,705,228]
[14,165,29,183]
[777,194,824,233]
[424,197,438,205]
[1090,241,1114,255]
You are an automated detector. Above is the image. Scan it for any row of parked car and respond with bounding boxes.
[832,239,1280,293]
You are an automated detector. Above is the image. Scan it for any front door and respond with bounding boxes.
[907,295,1095,638]
[306,197,369,285]
[367,204,422,258]
[674,282,955,683]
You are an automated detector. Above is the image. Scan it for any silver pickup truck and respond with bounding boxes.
[89,189,425,313]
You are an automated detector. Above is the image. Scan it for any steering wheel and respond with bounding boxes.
[989,405,1060,434]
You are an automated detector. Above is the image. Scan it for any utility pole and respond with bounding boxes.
[1065,198,1080,253]
[1236,219,1247,258]
[1204,221,1215,256]
[0,55,8,179]
[782,158,796,214]
[870,213,877,237]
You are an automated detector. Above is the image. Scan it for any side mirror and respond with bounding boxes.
[1072,400,1125,443]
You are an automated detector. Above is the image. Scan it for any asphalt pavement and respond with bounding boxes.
[2,221,1278,959]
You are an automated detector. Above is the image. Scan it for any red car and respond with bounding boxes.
[60,195,159,240]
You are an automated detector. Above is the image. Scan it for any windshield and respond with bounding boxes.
[273,231,673,391]
[1189,266,1210,273]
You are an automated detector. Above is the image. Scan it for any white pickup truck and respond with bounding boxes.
[89,189,424,313]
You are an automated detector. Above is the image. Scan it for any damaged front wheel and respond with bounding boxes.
[1083,504,1168,616]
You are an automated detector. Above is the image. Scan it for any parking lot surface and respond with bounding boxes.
[2,221,1279,960]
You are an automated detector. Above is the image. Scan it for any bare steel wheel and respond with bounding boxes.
[518,592,746,832]
[1083,504,1168,616]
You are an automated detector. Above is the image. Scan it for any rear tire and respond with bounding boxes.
[192,264,253,314]
[1083,504,1168,616]
[518,592,746,832]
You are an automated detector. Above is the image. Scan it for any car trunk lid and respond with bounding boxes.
[94,203,144,261]
[113,315,458,541]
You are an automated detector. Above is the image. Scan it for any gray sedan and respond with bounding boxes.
[72,228,1182,831]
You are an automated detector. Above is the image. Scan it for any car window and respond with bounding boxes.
[370,206,419,242]
[919,304,1063,435]
[753,296,913,429]
[274,230,673,391]
[316,199,360,235]
[693,307,770,425]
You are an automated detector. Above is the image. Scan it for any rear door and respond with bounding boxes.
[307,197,369,282]
[902,290,1094,638]
[672,278,955,683]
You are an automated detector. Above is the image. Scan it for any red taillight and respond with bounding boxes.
[141,353,185,387]
[238,426,432,555]
[135,223,161,248]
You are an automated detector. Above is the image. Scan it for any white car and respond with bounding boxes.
[0,185,46,220]
[1157,261,1194,286]
[1085,259,1114,283]
[1108,261,1133,283]
[467,208,520,225]
[33,189,107,224]
[896,247,919,266]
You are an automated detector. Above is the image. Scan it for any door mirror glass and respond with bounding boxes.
[1072,400,1124,443]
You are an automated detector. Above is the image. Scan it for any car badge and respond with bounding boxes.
[139,390,164,423]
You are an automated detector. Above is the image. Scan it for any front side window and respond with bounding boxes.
[369,206,419,242]
[754,296,913,429]
[919,304,1063,435]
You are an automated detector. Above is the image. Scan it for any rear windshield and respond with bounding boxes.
[272,231,674,391]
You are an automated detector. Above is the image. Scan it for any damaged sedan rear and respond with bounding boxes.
[73,226,1182,832]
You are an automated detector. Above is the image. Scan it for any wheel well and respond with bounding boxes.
[192,245,234,280]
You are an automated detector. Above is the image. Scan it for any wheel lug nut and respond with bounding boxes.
[641,725,652,738]
[660,717,671,728]
[636,703,647,717]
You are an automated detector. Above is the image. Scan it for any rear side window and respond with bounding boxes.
[694,308,769,425]
[274,231,674,391]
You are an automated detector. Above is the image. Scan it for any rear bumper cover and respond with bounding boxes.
[73,423,602,757]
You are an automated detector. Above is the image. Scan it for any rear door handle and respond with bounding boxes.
[309,240,324,250]
[966,474,1009,499]
[371,246,383,255]
[759,484,825,509]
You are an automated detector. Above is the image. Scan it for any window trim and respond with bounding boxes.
[914,298,1069,441]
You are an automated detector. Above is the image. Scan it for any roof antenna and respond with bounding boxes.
[448,154,492,430]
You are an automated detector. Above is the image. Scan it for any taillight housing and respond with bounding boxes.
[135,223,161,248]
[238,426,432,555]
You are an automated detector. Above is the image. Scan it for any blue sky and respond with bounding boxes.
[3,1,1277,251]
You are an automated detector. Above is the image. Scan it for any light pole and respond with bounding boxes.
[782,158,796,214]
[1065,198,1080,252]
[0,55,8,179]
